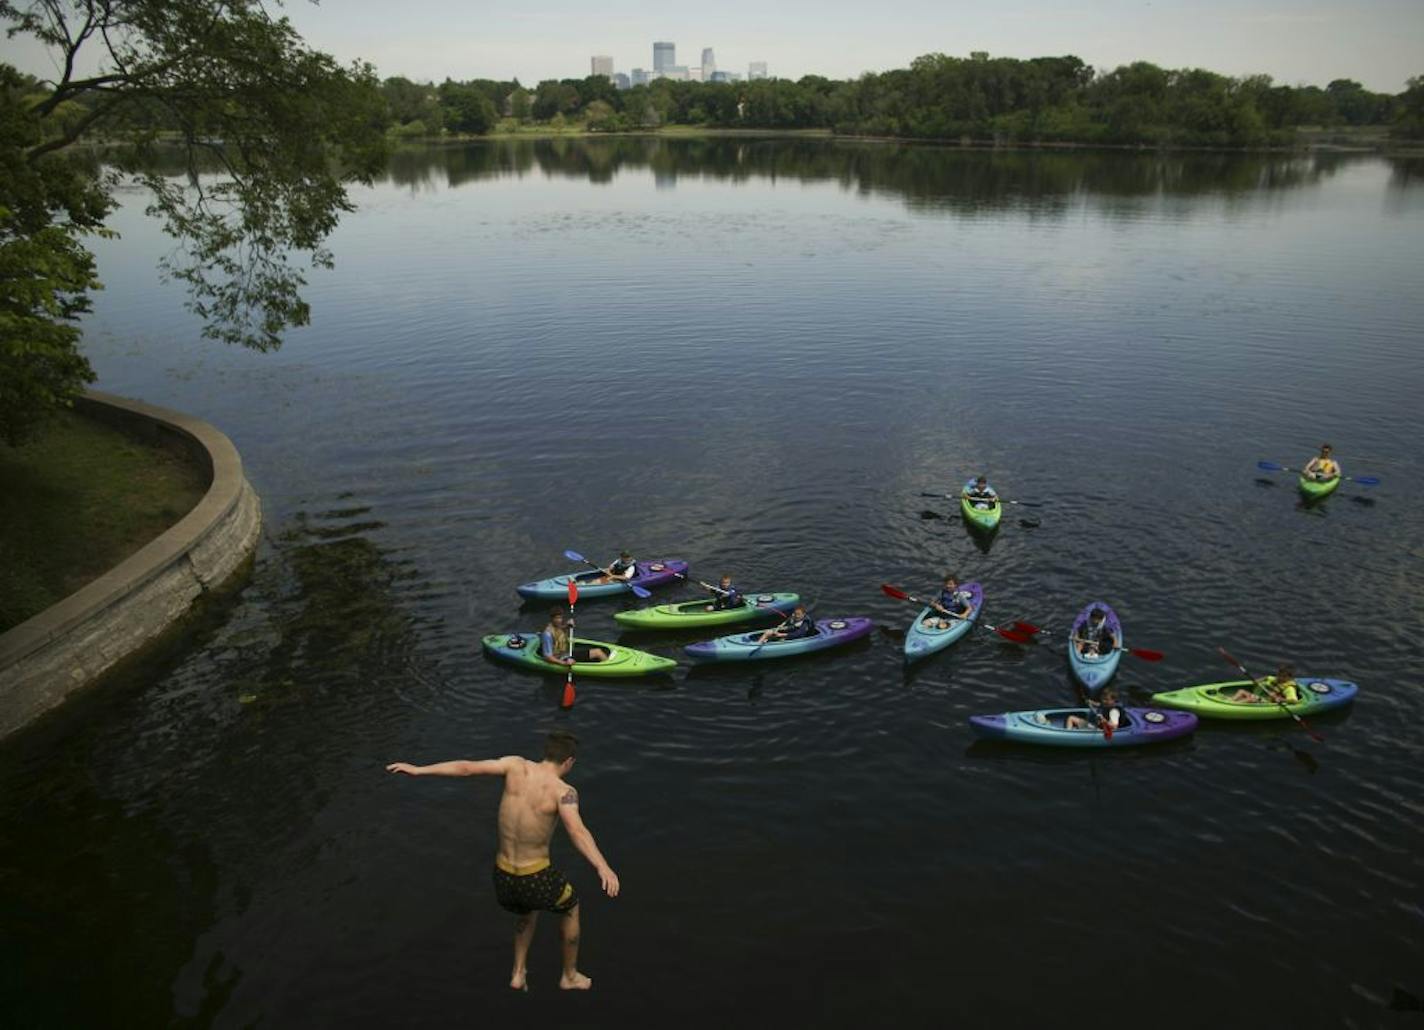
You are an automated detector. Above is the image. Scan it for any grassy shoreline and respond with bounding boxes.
[0,410,208,633]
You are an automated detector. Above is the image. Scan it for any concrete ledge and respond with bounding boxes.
[0,391,262,739]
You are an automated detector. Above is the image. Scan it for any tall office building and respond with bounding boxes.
[591,55,614,79]
[653,41,675,73]
[631,68,648,86]
[613,72,630,90]
[748,61,768,80]
[701,47,715,80]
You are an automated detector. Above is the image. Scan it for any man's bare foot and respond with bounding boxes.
[510,970,528,992]
[559,971,593,990]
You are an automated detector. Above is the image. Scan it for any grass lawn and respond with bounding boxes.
[0,409,208,633]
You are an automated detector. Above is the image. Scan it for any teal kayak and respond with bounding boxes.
[1067,602,1122,694]
[969,707,1198,748]
[482,633,676,677]
[903,583,984,662]
[614,592,799,629]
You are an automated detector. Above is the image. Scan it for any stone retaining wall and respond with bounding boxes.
[0,391,261,739]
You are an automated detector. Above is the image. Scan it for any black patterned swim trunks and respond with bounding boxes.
[492,858,578,915]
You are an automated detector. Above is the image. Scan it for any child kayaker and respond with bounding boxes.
[1228,663,1300,704]
[541,608,608,665]
[925,574,973,630]
[1066,686,1122,731]
[706,574,743,611]
[1302,444,1339,482]
[1073,607,1116,658]
[962,476,997,509]
[594,550,637,585]
[756,604,816,643]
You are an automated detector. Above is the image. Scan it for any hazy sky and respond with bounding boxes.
[9,0,1423,92]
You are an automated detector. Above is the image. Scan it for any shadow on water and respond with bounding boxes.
[0,505,436,1026]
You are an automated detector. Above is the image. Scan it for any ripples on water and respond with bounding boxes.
[2,141,1423,1026]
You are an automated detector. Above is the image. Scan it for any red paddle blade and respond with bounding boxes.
[1012,621,1042,635]
[1131,648,1165,661]
[996,627,1032,644]
[561,678,576,708]
[880,583,910,601]
[1104,721,1114,740]
[567,579,579,606]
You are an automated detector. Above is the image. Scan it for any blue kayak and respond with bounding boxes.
[1067,601,1122,694]
[969,706,1198,748]
[904,583,984,663]
[516,560,689,601]
[684,617,873,662]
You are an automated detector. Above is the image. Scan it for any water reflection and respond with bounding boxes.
[379,137,1419,215]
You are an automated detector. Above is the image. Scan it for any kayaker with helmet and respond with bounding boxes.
[756,604,817,643]
[1066,686,1122,730]
[1303,444,1339,482]
[541,609,608,665]
[1073,607,1117,657]
[706,574,743,611]
[1229,663,1301,704]
[925,574,973,630]
[386,730,620,992]
[593,551,637,585]
[963,476,997,508]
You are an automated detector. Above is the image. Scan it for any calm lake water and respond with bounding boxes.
[4,139,1424,1027]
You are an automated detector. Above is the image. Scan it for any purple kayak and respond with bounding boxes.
[684,617,873,662]
[969,706,1198,748]
[516,560,689,601]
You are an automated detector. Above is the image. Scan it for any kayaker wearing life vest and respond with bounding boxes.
[962,476,997,509]
[925,574,973,630]
[1066,686,1122,730]
[541,609,608,665]
[593,551,637,585]
[706,574,743,611]
[1073,607,1117,657]
[756,604,817,643]
[1229,663,1300,704]
[1303,444,1339,482]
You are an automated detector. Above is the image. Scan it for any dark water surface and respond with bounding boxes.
[4,140,1424,1027]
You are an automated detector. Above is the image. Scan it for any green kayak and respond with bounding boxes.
[614,592,800,629]
[960,478,1002,532]
[1150,677,1357,720]
[482,633,676,677]
[1298,474,1340,500]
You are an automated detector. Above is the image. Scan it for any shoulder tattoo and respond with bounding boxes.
[559,788,578,806]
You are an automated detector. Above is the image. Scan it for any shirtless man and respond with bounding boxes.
[386,731,620,991]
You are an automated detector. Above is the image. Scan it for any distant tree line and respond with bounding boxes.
[378,57,1424,145]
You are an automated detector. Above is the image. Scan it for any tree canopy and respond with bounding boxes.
[0,0,387,444]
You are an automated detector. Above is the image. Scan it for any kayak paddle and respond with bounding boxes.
[1255,461,1379,486]
[563,549,653,598]
[1217,646,1323,743]
[1068,637,1165,662]
[920,491,1043,507]
[879,583,1034,643]
[562,579,578,708]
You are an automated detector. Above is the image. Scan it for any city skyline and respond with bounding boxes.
[7,0,1420,93]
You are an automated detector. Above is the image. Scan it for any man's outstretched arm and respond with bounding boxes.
[557,786,621,898]
[386,757,515,777]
